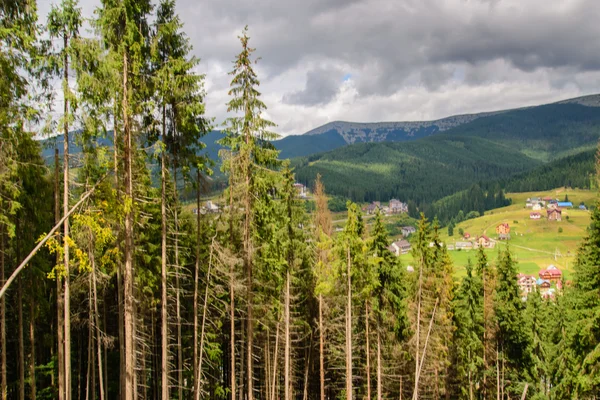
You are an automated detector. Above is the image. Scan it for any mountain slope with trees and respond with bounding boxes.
[293,134,540,204]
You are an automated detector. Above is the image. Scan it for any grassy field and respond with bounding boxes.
[181,187,597,280]
[398,188,597,279]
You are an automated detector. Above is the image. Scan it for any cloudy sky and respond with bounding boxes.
[38,0,600,136]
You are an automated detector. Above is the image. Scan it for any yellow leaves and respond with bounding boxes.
[123,195,133,215]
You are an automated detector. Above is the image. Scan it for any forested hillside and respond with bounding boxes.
[3,1,600,400]
[442,103,600,161]
[293,135,539,204]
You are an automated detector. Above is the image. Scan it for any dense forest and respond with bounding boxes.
[293,136,538,204]
[2,1,600,400]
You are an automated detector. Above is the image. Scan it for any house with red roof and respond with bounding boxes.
[530,212,541,219]
[539,265,562,283]
[547,208,562,221]
[476,235,494,249]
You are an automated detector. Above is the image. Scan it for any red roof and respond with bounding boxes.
[479,235,490,241]
[547,208,562,215]
[540,268,562,277]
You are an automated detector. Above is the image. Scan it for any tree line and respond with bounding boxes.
[1,0,600,399]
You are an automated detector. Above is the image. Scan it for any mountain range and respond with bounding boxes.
[39,94,600,216]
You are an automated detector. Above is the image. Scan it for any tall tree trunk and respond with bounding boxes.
[468,350,473,400]
[246,234,253,400]
[91,252,105,400]
[63,33,72,400]
[496,345,500,400]
[173,161,183,400]
[284,269,290,400]
[376,328,382,400]
[239,321,245,400]
[193,171,200,400]
[482,267,487,400]
[29,281,36,400]
[228,163,236,400]
[160,107,169,400]
[122,49,135,400]
[414,298,439,400]
[345,247,352,400]
[55,149,65,400]
[365,303,371,400]
[270,323,279,400]
[86,275,94,400]
[194,237,213,400]
[319,294,325,400]
[230,270,236,400]
[413,262,423,400]
[0,226,6,400]
[113,104,125,400]
[244,132,253,400]
[18,275,25,400]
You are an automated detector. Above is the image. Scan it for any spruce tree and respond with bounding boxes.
[221,26,279,400]
[454,260,484,399]
[569,198,600,396]
[494,248,532,398]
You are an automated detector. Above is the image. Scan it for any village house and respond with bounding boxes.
[537,278,552,295]
[496,223,510,240]
[194,201,221,215]
[401,226,416,237]
[539,265,562,283]
[389,239,411,255]
[517,274,537,295]
[543,197,554,203]
[463,232,471,239]
[293,183,308,198]
[547,202,559,210]
[455,241,474,250]
[530,212,541,220]
[530,197,545,205]
[366,202,380,214]
[476,235,494,249]
[547,208,562,221]
[579,204,587,210]
[532,203,543,211]
[389,199,407,214]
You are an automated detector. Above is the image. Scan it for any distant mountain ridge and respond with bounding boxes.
[274,93,600,159]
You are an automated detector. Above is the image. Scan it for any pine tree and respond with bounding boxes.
[96,0,152,398]
[313,174,334,400]
[568,197,600,395]
[494,247,532,398]
[336,202,366,400]
[151,1,209,395]
[368,209,407,400]
[221,26,279,400]
[454,260,484,399]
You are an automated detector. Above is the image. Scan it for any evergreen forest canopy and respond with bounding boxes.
[2,1,600,400]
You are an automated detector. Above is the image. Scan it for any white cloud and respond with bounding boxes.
[38,0,600,136]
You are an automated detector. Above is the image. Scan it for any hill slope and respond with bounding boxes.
[293,135,540,204]
[442,103,600,161]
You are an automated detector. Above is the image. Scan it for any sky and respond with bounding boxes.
[38,0,600,136]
